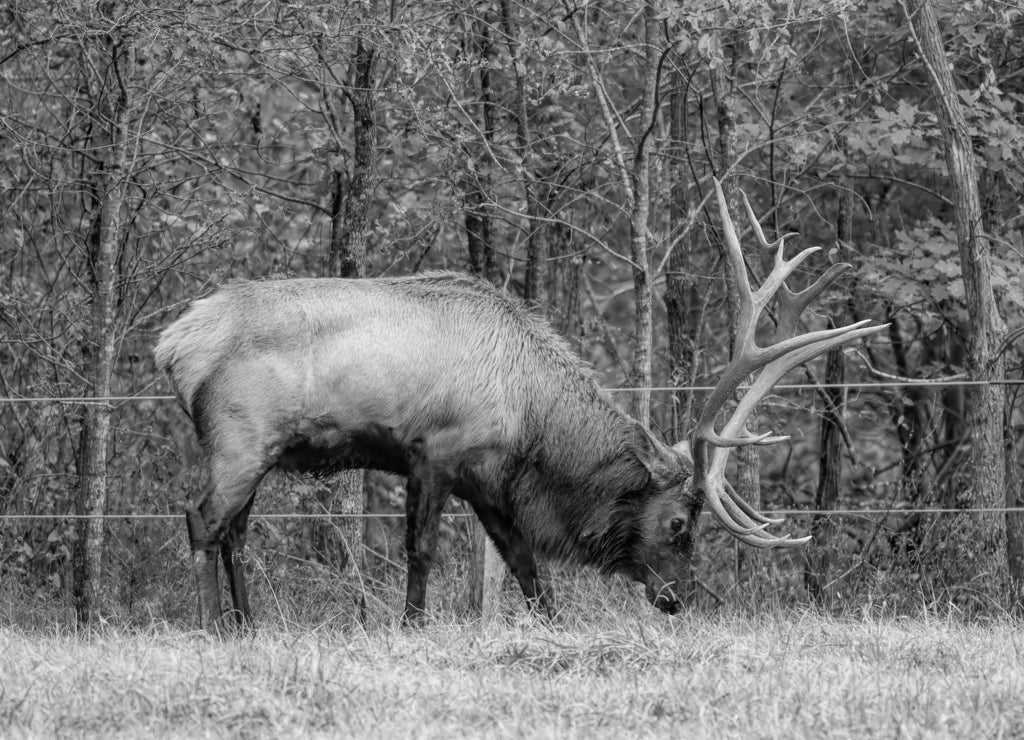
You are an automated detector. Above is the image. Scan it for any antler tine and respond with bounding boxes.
[739,188,854,340]
[702,470,810,548]
[715,180,826,340]
[703,490,772,536]
[776,263,852,339]
[695,178,886,548]
[740,190,798,253]
[725,481,784,525]
[704,320,886,455]
[713,178,756,321]
[703,320,883,546]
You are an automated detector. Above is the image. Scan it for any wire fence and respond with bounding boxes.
[1,507,1024,522]
[2,378,1023,405]
[1,378,1021,522]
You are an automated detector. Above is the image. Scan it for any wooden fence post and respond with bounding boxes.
[469,519,505,621]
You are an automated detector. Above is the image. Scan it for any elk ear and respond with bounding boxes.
[671,439,693,465]
[632,424,663,469]
[632,425,680,486]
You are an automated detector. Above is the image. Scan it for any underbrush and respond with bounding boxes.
[3,510,1010,634]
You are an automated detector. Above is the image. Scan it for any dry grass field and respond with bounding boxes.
[3,571,1023,739]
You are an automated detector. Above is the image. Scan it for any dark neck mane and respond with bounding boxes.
[513,390,652,575]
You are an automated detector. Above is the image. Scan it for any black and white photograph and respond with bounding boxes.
[1,0,1023,736]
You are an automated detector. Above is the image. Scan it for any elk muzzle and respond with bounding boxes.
[643,575,683,615]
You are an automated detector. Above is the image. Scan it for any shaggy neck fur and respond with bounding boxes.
[510,387,654,577]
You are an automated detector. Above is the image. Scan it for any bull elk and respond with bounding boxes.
[155,178,883,628]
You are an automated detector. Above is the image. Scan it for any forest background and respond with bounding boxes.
[1,0,1022,627]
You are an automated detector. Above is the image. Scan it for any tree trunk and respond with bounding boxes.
[463,173,498,283]
[1007,401,1024,607]
[887,316,935,505]
[805,174,853,604]
[664,61,698,445]
[463,11,507,616]
[905,0,1009,606]
[662,56,703,601]
[981,163,1024,605]
[572,0,658,425]
[549,217,582,345]
[463,184,507,617]
[464,13,500,285]
[623,0,658,427]
[805,322,845,605]
[321,28,378,579]
[328,34,376,281]
[72,36,133,625]
[710,39,763,590]
[499,0,547,308]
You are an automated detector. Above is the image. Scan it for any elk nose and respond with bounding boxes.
[655,593,681,615]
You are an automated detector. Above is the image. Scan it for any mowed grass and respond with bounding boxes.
[3,573,1024,740]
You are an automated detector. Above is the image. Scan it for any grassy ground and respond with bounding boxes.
[2,571,1023,739]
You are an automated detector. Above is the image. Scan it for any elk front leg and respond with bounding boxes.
[471,501,554,619]
[403,465,450,625]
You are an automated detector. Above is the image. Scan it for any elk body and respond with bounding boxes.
[155,180,882,629]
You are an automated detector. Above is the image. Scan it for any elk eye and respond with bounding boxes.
[669,517,685,534]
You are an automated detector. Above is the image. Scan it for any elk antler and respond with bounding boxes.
[693,178,887,547]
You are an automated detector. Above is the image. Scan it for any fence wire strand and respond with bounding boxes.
[2,379,1021,523]
[1,378,1023,404]
[4,507,1024,521]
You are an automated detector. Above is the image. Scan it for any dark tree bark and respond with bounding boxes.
[499,0,547,307]
[461,10,507,616]
[806,170,852,604]
[709,35,764,588]
[710,38,761,506]
[805,323,845,604]
[887,317,936,504]
[464,183,507,616]
[319,24,379,578]
[464,175,497,282]
[661,55,702,602]
[329,33,377,280]
[664,61,699,445]
[905,0,1010,604]
[1007,397,1024,604]
[464,13,500,285]
[549,217,582,345]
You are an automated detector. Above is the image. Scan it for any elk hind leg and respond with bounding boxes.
[185,490,222,630]
[187,458,265,631]
[220,493,256,628]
